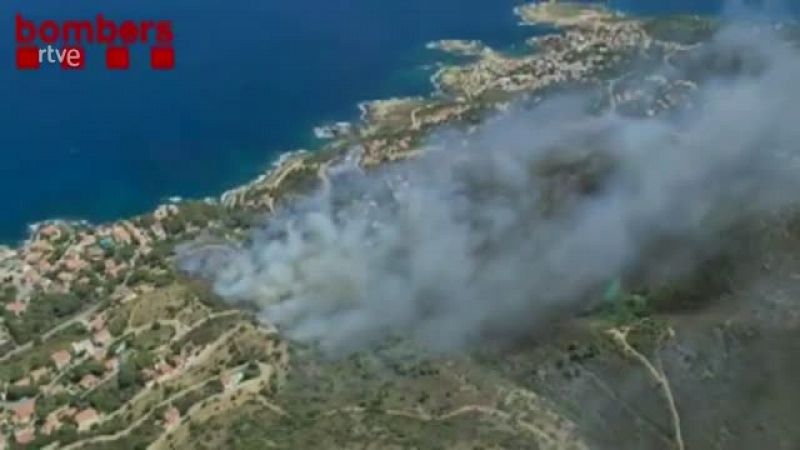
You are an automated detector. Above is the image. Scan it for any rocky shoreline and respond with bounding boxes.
[0,0,700,352]
[0,3,744,449]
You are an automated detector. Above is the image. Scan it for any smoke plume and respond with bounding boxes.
[180,24,800,354]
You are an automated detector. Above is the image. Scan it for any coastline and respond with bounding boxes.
[6,1,628,243]
[2,3,570,247]
[0,9,527,247]
[0,1,733,246]
[0,1,592,247]
[0,5,734,447]
[0,2,708,304]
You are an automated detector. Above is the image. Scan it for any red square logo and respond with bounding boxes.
[150,47,174,70]
[106,47,129,70]
[16,47,40,70]
[61,47,84,70]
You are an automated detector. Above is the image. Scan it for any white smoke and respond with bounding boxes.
[181,24,800,354]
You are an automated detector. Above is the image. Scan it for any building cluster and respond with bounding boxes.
[436,20,651,100]
[0,312,117,445]
[0,204,182,344]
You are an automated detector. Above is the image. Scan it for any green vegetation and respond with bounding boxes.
[87,383,126,413]
[25,424,79,450]
[1,284,18,303]
[85,369,140,413]
[68,359,107,383]
[81,417,163,450]
[3,292,91,344]
[219,208,260,230]
[644,15,718,45]
[181,277,233,312]
[189,395,534,450]
[138,241,175,268]
[5,384,38,401]
[640,253,735,313]
[172,379,225,415]
[36,392,71,419]
[113,244,135,263]
[171,314,241,352]
[598,291,652,326]
[107,314,128,337]
[159,201,228,236]
[117,358,141,389]
[0,322,88,382]
[130,324,175,352]
[272,165,320,200]
[127,267,175,287]
[242,361,261,381]
[2,11,788,450]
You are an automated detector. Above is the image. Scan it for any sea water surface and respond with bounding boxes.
[0,0,728,243]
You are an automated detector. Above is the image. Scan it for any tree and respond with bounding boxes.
[51,424,78,445]
[70,359,106,382]
[6,384,38,401]
[88,388,123,413]
[118,361,138,389]
[108,316,127,336]
[37,392,70,419]
[2,364,26,383]
[243,361,261,380]
[131,350,155,370]
[47,293,82,317]
[0,285,17,303]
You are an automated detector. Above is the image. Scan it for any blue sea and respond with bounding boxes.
[0,0,763,243]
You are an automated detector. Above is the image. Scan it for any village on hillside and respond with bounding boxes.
[0,3,717,448]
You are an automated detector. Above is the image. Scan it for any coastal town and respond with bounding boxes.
[0,2,719,448]
[0,203,289,448]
